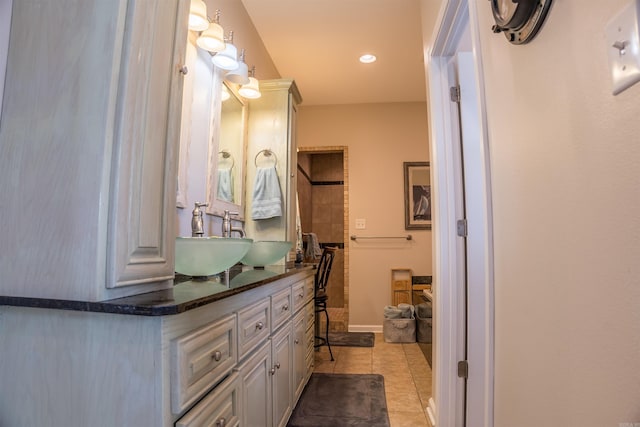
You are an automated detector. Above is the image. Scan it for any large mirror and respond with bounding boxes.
[176,41,248,229]
[206,79,248,219]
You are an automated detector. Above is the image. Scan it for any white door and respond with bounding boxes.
[447,54,470,427]
[456,51,494,427]
[428,4,495,424]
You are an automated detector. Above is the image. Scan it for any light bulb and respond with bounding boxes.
[239,77,261,99]
[197,22,225,52]
[188,0,208,31]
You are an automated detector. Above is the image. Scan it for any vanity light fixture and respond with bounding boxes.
[359,54,377,64]
[239,66,261,99]
[212,30,239,71]
[196,9,225,53]
[188,0,209,32]
[225,49,250,85]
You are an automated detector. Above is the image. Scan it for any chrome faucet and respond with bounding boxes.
[191,202,208,237]
[222,210,246,238]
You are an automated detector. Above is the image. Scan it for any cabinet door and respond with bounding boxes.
[292,309,306,403]
[108,0,190,291]
[271,322,293,427]
[236,341,273,427]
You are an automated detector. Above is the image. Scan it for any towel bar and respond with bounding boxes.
[350,235,412,241]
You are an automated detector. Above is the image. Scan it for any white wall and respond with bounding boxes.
[472,1,640,425]
[0,0,11,123]
[298,102,432,329]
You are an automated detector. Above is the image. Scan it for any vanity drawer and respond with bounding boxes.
[305,317,314,348]
[271,287,292,332]
[237,298,270,359]
[171,314,237,414]
[292,277,315,314]
[291,281,306,314]
[175,372,241,427]
[305,299,315,330]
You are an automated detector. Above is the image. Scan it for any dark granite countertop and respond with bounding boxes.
[0,264,314,317]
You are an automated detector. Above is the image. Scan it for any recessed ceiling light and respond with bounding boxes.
[359,54,377,64]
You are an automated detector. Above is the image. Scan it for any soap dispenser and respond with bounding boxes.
[191,202,208,237]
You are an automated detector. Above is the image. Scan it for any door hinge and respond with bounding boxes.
[457,360,469,378]
[456,219,468,237]
[450,85,461,103]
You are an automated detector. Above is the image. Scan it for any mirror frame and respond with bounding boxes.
[206,70,248,220]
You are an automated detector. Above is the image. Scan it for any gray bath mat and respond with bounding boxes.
[327,331,375,347]
[287,373,390,427]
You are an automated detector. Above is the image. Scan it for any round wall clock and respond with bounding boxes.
[491,0,553,45]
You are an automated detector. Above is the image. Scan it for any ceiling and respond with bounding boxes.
[240,0,427,106]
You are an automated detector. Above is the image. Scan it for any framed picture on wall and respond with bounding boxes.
[404,162,431,230]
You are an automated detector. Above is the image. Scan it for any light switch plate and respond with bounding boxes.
[605,0,640,95]
[355,219,366,229]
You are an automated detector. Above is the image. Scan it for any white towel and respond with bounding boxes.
[251,166,283,220]
[217,168,233,202]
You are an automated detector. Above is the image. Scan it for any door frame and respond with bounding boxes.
[427,1,495,426]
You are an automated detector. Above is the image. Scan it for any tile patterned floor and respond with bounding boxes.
[313,333,433,427]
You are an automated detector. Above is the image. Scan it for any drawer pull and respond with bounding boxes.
[282,304,289,312]
[256,321,264,330]
[216,417,226,427]
[275,362,281,369]
[270,367,276,375]
[294,339,300,344]
[211,350,222,362]
[297,293,304,299]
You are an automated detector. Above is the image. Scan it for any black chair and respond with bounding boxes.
[314,246,338,361]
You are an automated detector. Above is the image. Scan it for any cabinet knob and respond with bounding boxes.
[275,362,281,369]
[256,321,264,330]
[270,367,276,375]
[294,339,300,344]
[211,350,222,362]
[298,293,304,299]
[179,65,188,75]
[282,304,289,312]
[216,417,226,427]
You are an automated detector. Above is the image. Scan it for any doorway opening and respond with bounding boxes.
[297,146,349,332]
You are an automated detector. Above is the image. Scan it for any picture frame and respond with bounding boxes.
[404,162,432,230]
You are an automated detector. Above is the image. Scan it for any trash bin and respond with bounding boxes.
[383,303,416,343]
[415,302,432,343]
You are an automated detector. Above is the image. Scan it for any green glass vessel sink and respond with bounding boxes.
[175,236,253,277]
[240,241,293,267]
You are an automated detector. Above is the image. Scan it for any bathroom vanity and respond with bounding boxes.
[0,2,310,426]
[0,266,315,427]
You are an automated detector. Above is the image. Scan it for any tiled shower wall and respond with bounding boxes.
[297,152,345,309]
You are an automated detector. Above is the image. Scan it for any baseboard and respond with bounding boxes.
[348,324,383,333]
[427,397,436,426]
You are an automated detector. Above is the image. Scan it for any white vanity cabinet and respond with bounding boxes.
[0,0,190,301]
[0,269,314,427]
[235,274,315,427]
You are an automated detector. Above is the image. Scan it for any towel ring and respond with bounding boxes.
[218,150,234,170]
[254,149,278,168]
